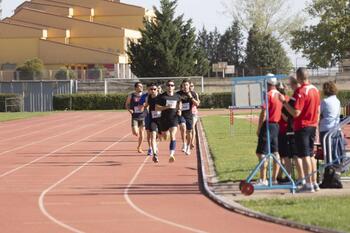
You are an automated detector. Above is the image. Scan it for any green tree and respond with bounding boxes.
[55,67,76,80]
[128,0,205,77]
[217,21,244,68]
[245,25,292,75]
[223,0,305,41]
[16,57,44,80]
[291,0,350,67]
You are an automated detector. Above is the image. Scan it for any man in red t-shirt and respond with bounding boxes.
[280,68,320,193]
[256,75,283,185]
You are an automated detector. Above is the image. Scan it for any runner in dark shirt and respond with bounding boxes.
[156,80,182,163]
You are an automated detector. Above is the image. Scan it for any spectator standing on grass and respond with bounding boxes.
[276,82,294,181]
[256,74,283,186]
[125,82,146,154]
[280,68,321,193]
[319,81,341,156]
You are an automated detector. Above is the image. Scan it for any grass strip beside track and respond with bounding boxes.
[239,196,350,233]
[0,112,52,122]
[201,114,258,182]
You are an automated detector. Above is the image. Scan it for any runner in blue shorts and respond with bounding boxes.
[177,79,200,155]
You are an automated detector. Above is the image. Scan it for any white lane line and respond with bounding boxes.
[38,132,131,233]
[0,118,128,178]
[0,113,80,134]
[0,115,83,143]
[0,114,106,157]
[124,158,209,233]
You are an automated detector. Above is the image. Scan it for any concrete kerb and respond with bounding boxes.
[195,118,344,233]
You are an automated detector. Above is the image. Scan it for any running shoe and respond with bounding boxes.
[313,183,321,192]
[256,179,268,186]
[152,155,159,163]
[147,148,153,156]
[182,144,187,152]
[169,155,175,163]
[185,147,191,156]
[297,184,315,193]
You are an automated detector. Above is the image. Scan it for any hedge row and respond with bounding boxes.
[53,93,127,110]
[53,91,350,111]
[53,92,232,110]
[0,94,21,112]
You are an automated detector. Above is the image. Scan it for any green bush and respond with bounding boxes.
[55,68,76,80]
[53,93,128,110]
[338,90,350,107]
[0,94,22,112]
[198,92,232,108]
[53,92,233,111]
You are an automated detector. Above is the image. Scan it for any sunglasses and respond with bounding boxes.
[167,84,175,87]
[190,85,194,87]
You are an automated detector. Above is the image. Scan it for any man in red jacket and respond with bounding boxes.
[280,68,320,193]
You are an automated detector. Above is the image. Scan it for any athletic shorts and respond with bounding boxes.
[256,123,279,155]
[178,115,186,124]
[295,127,316,158]
[131,118,145,128]
[159,117,178,132]
[148,119,160,132]
[178,116,194,130]
[145,113,151,130]
[278,133,297,159]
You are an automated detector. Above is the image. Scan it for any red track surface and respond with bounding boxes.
[0,112,306,233]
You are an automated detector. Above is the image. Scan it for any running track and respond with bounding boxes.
[0,112,306,233]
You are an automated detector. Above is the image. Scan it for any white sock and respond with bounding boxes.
[170,150,175,156]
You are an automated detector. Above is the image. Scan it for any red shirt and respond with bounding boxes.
[279,95,290,134]
[263,89,282,123]
[293,83,320,131]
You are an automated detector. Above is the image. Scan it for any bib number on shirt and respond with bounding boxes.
[166,100,177,109]
[182,103,190,111]
[134,106,143,113]
[151,111,161,119]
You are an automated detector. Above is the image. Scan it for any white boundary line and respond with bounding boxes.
[0,115,83,143]
[0,113,80,134]
[0,117,128,178]
[0,113,107,157]
[124,157,208,233]
[38,133,131,233]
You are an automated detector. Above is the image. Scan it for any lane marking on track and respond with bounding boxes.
[0,117,127,178]
[124,157,209,233]
[0,114,109,157]
[0,115,83,143]
[0,113,80,134]
[38,132,131,233]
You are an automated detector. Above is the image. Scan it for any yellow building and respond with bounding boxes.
[0,0,152,79]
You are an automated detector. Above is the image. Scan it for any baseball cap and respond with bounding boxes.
[266,73,277,85]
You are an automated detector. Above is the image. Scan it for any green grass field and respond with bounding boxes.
[0,112,52,122]
[201,115,258,182]
[239,196,350,233]
[202,114,350,232]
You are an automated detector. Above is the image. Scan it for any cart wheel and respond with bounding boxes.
[239,180,246,191]
[241,183,254,196]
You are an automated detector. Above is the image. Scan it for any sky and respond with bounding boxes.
[1,0,310,66]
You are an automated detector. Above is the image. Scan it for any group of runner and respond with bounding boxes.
[125,79,200,164]
[256,67,331,193]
